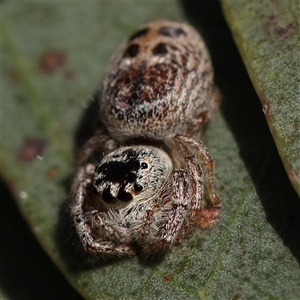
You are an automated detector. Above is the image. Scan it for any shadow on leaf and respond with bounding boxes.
[181,0,300,264]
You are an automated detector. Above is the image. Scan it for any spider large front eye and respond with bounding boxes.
[102,189,117,204]
[117,189,133,202]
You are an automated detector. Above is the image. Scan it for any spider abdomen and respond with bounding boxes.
[100,20,220,142]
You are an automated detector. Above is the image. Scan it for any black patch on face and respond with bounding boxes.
[125,148,139,160]
[152,42,168,56]
[96,150,144,203]
[97,159,140,184]
[158,26,187,38]
[117,189,133,202]
[128,28,149,41]
[123,44,140,58]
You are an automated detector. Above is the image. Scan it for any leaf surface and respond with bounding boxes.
[2,2,300,299]
[221,1,300,195]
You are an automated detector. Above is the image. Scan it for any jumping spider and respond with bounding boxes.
[70,20,221,255]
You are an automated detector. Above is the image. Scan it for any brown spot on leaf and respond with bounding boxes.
[275,23,295,37]
[7,69,21,83]
[40,50,66,72]
[263,15,295,38]
[267,14,276,22]
[46,166,59,178]
[219,185,225,191]
[264,14,276,28]
[17,137,47,162]
[163,274,172,281]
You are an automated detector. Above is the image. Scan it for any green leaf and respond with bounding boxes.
[2,2,300,299]
[221,1,300,196]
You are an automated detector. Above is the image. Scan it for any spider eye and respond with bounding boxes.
[134,184,143,192]
[117,189,133,202]
[141,162,148,169]
[102,189,117,203]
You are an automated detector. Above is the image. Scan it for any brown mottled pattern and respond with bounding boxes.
[100,19,219,142]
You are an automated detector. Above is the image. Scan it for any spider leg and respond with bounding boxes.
[173,135,221,207]
[139,155,204,253]
[179,155,205,237]
[70,163,135,255]
[71,129,133,255]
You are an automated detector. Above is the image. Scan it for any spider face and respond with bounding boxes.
[93,146,173,208]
